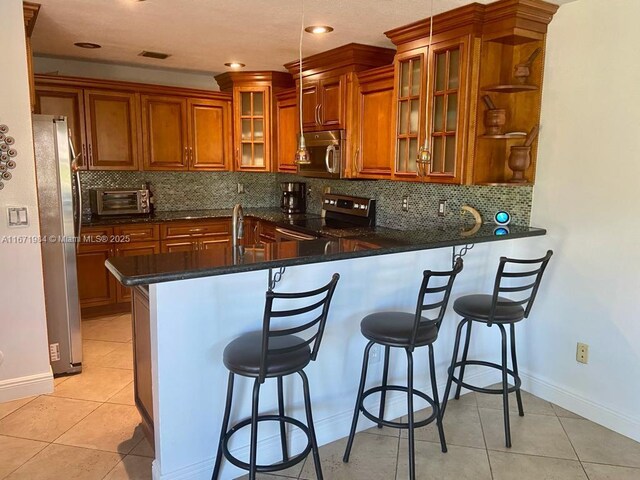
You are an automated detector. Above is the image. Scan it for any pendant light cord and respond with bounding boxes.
[423,0,434,150]
[299,0,304,137]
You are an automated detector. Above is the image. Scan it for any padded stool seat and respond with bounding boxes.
[223,331,311,378]
[453,294,525,323]
[361,312,438,346]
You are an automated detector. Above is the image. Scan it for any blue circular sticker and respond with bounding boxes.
[494,227,510,236]
[494,211,511,225]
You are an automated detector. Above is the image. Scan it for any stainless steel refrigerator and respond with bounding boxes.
[33,115,83,375]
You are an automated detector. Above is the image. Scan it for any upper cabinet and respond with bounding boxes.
[215,72,295,172]
[84,90,141,170]
[34,75,233,172]
[386,0,558,185]
[141,95,189,171]
[284,44,395,133]
[23,2,40,112]
[274,89,298,173]
[35,85,88,169]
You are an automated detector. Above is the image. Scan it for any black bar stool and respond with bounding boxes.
[211,274,340,480]
[442,250,553,448]
[343,259,463,480]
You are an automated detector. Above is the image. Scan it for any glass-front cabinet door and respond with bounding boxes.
[425,38,467,184]
[393,48,426,179]
[233,87,270,171]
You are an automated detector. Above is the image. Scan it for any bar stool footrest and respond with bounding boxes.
[360,385,438,429]
[222,414,311,473]
[448,360,521,394]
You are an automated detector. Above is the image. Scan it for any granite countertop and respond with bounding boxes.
[82,208,319,226]
[106,223,546,286]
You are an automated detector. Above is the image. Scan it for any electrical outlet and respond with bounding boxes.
[402,195,409,212]
[370,345,381,363]
[237,183,245,194]
[49,343,60,362]
[576,342,589,364]
[438,200,447,217]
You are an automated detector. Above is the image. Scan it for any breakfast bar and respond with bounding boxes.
[106,224,545,480]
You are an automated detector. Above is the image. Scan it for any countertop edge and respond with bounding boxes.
[106,227,546,287]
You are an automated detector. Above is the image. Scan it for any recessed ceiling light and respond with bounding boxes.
[224,62,246,69]
[305,25,334,34]
[74,42,101,49]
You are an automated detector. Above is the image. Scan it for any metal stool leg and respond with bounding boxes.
[441,319,468,415]
[377,345,391,428]
[428,344,447,453]
[299,370,323,480]
[454,321,473,399]
[406,348,416,480]
[277,376,289,462]
[212,372,234,480]
[498,324,512,448]
[343,341,374,463]
[249,378,262,480]
[510,323,524,417]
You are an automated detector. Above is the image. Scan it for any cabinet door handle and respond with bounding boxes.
[318,104,322,125]
[189,147,194,163]
[354,148,361,172]
[88,144,93,164]
[184,146,188,164]
[315,104,320,126]
[82,143,87,165]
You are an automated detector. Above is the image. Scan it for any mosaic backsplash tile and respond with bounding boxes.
[80,171,533,228]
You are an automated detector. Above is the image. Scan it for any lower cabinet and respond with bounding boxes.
[160,239,199,253]
[132,285,154,446]
[114,241,160,303]
[76,243,117,307]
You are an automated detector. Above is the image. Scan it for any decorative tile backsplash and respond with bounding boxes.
[80,171,533,228]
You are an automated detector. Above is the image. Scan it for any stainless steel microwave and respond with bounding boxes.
[89,188,152,216]
[297,130,344,179]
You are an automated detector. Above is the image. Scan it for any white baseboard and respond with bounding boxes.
[0,370,54,402]
[153,367,498,480]
[519,369,640,443]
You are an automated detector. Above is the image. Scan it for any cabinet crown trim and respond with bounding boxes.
[283,43,395,78]
[23,2,40,36]
[214,71,294,91]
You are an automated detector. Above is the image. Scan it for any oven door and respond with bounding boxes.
[98,191,143,215]
[297,130,343,179]
[274,227,320,242]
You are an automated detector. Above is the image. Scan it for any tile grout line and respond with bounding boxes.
[0,434,49,480]
[475,395,495,480]
[556,413,590,478]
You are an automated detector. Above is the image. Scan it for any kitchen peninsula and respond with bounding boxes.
[106,223,545,480]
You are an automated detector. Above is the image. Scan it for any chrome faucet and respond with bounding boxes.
[232,204,244,249]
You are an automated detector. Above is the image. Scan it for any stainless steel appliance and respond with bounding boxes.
[89,187,152,216]
[297,130,344,179]
[276,193,376,238]
[280,182,306,214]
[33,115,82,375]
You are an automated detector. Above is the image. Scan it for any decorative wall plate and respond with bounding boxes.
[0,124,17,191]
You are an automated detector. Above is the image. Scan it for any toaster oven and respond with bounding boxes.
[89,188,152,216]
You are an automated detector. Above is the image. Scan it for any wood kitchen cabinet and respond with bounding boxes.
[35,85,88,169]
[114,240,160,303]
[132,286,154,445]
[351,66,395,179]
[188,98,232,171]
[77,238,117,308]
[84,89,141,170]
[142,95,232,171]
[215,72,294,173]
[160,218,231,252]
[274,89,298,173]
[35,75,233,172]
[141,95,189,171]
[23,2,40,112]
[385,0,558,185]
[299,74,345,130]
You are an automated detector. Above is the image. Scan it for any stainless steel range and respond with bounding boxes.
[274,193,376,240]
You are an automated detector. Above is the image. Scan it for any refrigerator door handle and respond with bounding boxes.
[69,135,83,242]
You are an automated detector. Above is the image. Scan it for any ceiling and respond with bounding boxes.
[31,0,573,76]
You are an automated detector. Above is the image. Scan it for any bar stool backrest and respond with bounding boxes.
[488,249,553,326]
[259,273,340,383]
[410,258,464,347]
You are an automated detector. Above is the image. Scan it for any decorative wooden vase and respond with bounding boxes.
[484,108,506,135]
[508,146,531,183]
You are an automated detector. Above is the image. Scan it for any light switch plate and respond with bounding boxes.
[7,207,28,227]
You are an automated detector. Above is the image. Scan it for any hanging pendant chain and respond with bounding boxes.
[299,0,304,136]
[423,0,434,150]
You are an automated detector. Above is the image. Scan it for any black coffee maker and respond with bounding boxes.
[280,182,306,214]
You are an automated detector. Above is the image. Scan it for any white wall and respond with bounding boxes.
[33,56,219,90]
[0,0,53,400]
[514,0,640,441]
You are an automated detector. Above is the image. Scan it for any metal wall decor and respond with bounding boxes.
[0,124,18,191]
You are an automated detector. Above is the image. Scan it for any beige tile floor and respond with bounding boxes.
[2,313,640,479]
[0,313,153,480]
